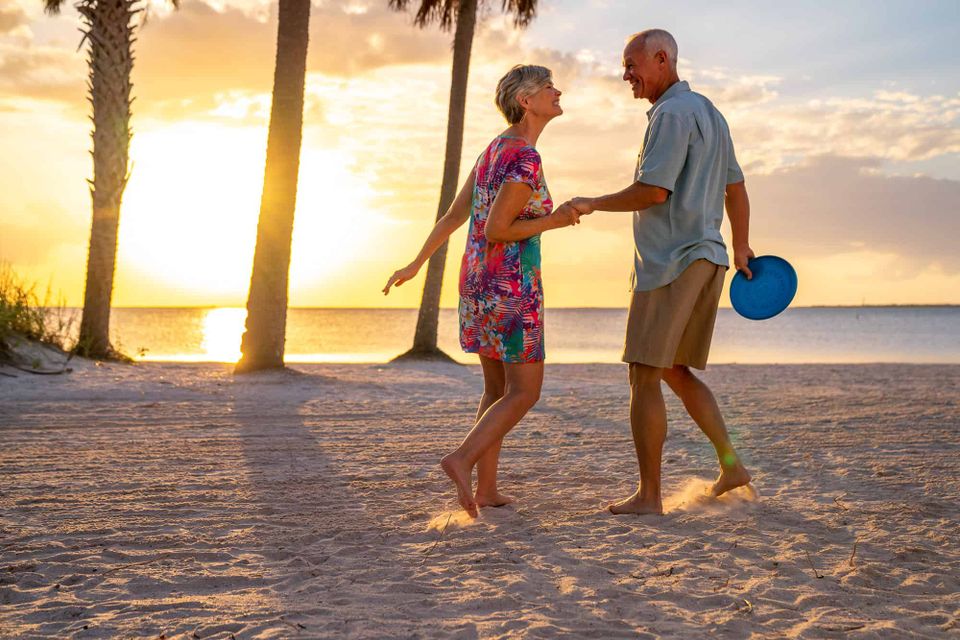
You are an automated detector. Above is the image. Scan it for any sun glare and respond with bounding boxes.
[200,307,246,363]
[118,117,387,306]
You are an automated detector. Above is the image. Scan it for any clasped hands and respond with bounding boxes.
[553,196,595,228]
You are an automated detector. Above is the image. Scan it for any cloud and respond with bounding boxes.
[725,90,960,174]
[131,0,452,117]
[688,68,781,108]
[0,5,28,34]
[0,42,84,103]
[1,0,452,113]
[746,155,960,272]
[6,0,958,181]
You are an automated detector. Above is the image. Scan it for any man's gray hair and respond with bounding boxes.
[495,64,553,125]
[626,29,678,67]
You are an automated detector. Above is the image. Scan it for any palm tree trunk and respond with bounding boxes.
[396,0,476,362]
[236,0,311,373]
[75,0,136,359]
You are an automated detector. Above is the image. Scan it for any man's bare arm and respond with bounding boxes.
[724,180,755,279]
[567,182,670,214]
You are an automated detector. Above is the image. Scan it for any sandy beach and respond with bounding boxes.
[1,360,958,638]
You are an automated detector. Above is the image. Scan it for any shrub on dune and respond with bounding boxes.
[0,264,75,370]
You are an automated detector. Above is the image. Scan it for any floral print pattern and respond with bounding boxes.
[458,135,552,363]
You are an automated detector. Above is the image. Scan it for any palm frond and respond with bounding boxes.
[389,0,457,31]
[389,0,538,31]
[43,0,65,16]
[501,0,537,28]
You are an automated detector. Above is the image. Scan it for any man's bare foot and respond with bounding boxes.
[440,453,478,517]
[608,492,663,515]
[475,491,515,508]
[710,464,752,497]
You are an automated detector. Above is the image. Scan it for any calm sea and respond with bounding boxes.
[96,307,960,365]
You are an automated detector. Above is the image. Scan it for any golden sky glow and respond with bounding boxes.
[1,0,958,308]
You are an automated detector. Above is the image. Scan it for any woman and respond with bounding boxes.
[383,65,582,517]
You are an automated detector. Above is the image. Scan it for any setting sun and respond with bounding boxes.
[117,119,389,305]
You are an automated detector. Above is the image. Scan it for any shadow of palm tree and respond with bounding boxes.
[224,364,662,637]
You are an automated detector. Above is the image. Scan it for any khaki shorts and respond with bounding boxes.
[622,259,727,370]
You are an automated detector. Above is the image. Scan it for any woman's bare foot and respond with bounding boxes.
[710,463,752,497]
[440,453,478,517]
[475,491,515,508]
[608,491,663,515]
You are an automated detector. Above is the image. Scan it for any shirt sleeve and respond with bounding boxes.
[726,136,745,185]
[637,112,690,192]
[502,146,541,191]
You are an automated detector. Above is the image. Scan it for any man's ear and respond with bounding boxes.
[655,49,667,66]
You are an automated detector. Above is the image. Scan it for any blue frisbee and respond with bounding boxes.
[729,255,797,320]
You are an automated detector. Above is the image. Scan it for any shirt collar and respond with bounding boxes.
[646,80,690,119]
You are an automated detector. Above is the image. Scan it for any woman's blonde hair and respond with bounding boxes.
[495,64,553,125]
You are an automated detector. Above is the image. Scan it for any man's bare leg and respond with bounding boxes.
[474,356,514,507]
[441,360,543,517]
[662,365,751,496]
[610,363,667,515]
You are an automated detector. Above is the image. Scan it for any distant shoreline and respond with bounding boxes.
[86,304,960,311]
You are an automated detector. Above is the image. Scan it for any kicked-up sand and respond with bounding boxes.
[1,360,958,638]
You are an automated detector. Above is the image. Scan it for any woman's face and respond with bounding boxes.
[521,81,563,120]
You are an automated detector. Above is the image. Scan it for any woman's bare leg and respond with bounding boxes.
[441,359,544,517]
[474,356,513,507]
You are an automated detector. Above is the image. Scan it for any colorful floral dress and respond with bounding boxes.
[458,135,553,363]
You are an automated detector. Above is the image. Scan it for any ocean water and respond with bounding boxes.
[98,306,960,365]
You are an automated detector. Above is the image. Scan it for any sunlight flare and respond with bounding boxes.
[200,307,246,363]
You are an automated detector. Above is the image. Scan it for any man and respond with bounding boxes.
[568,29,754,515]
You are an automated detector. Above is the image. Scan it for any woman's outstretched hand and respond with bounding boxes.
[383,263,420,295]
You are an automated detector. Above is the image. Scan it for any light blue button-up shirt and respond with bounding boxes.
[631,80,744,291]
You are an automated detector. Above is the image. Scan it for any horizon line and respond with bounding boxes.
[90,303,960,310]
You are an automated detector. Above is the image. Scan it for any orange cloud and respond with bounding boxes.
[0,5,28,34]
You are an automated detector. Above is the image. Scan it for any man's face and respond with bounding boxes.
[622,43,664,102]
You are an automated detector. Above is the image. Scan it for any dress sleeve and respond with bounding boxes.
[637,112,690,192]
[502,146,541,191]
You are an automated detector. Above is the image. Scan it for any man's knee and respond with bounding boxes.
[662,365,693,388]
[628,363,663,390]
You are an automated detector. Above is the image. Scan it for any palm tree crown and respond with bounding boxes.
[389,0,536,30]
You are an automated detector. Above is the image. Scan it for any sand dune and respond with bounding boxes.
[1,361,958,638]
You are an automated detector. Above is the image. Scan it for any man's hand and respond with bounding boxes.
[567,197,596,215]
[551,203,582,228]
[383,263,420,295]
[733,245,755,280]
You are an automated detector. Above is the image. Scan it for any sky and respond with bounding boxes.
[0,0,958,308]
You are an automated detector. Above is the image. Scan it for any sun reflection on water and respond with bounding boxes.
[199,307,246,363]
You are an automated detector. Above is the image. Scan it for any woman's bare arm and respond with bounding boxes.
[382,169,476,294]
[484,183,580,243]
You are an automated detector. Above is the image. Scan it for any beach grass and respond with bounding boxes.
[0,263,75,365]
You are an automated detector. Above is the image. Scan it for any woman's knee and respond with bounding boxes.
[483,385,505,400]
[504,387,540,410]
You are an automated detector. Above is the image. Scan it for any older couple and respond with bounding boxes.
[383,29,754,517]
